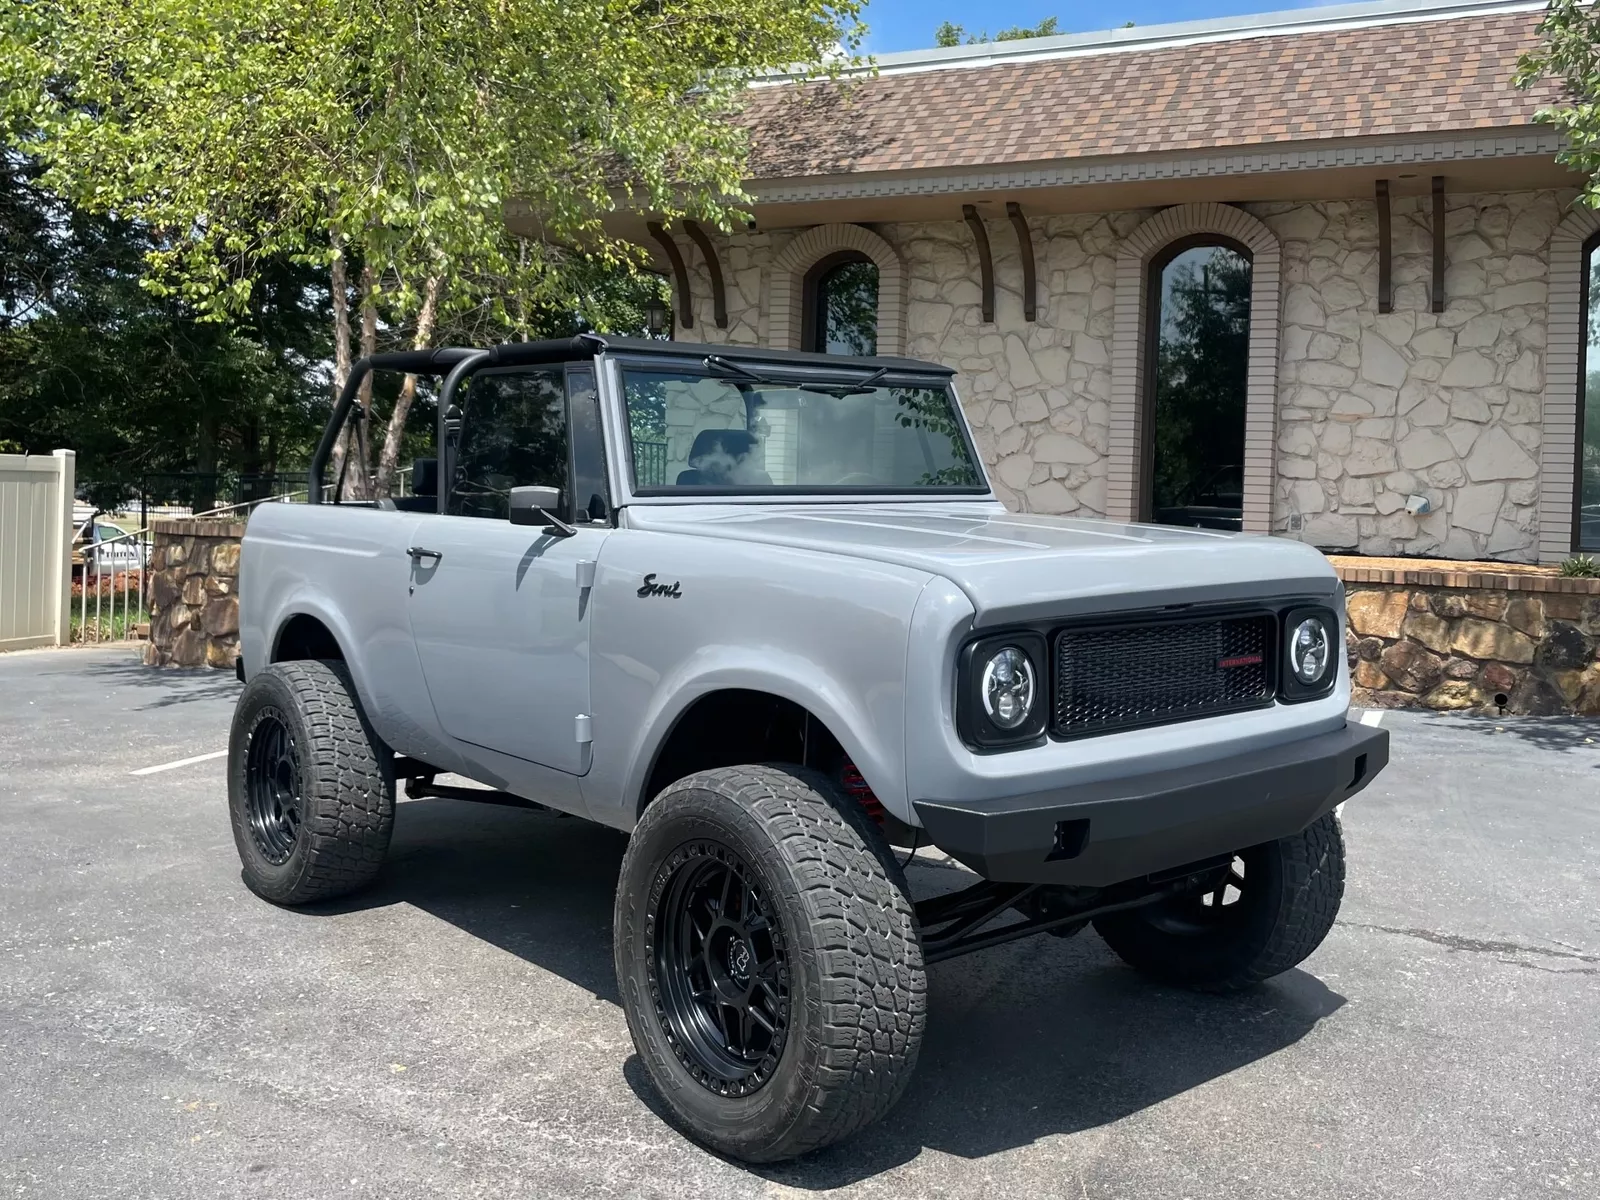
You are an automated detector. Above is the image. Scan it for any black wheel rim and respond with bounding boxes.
[244,708,302,865]
[1143,852,1252,936]
[646,839,790,1097]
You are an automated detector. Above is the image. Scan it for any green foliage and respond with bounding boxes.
[1559,553,1600,576]
[3,0,854,493]
[0,153,330,507]
[817,260,879,355]
[1516,0,1600,209]
[893,390,982,487]
[935,16,1059,47]
[5,0,865,325]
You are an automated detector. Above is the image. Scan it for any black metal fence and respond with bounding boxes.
[634,441,667,488]
[137,472,310,519]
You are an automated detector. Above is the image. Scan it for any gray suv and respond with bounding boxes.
[228,335,1387,1161]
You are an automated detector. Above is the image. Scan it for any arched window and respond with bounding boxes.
[803,252,879,355]
[1143,236,1253,529]
[1577,234,1600,551]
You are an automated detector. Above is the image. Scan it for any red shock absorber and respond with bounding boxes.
[840,761,886,824]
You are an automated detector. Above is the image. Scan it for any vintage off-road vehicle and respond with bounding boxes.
[229,335,1388,1161]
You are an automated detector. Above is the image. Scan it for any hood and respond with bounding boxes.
[624,501,1341,625]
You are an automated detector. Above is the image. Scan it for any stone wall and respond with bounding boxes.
[143,519,243,669]
[666,188,1575,556]
[1342,565,1600,715]
[894,215,1129,516]
[676,213,1139,517]
[1261,191,1556,562]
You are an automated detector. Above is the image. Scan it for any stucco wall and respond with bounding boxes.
[663,188,1576,560]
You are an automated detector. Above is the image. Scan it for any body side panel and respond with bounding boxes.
[579,526,933,829]
[242,503,590,814]
[241,504,463,769]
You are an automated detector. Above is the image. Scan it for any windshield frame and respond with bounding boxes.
[603,351,993,505]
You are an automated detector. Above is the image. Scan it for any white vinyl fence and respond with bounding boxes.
[0,450,75,650]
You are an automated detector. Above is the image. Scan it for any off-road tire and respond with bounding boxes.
[227,659,395,905]
[614,764,926,1163]
[1093,812,1345,991]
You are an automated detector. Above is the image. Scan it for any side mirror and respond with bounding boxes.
[509,485,567,529]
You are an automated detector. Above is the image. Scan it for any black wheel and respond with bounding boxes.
[1093,812,1345,991]
[227,659,394,905]
[615,765,925,1163]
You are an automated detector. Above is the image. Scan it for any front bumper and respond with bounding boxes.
[913,722,1388,886]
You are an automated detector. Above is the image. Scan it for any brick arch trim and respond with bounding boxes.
[1539,205,1600,562]
[770,223,906,357]
[1108,203,1283,532]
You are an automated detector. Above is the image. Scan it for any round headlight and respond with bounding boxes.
[1289,616,1332,685]
[980,646,1036,730]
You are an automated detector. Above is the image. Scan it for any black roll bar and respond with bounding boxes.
[306,335,607,502]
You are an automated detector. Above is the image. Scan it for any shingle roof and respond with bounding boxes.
[739,6,1556,181]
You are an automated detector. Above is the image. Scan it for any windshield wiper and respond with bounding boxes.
[803,366,890,397]
[703,355,893,397]
[703,354,766,383]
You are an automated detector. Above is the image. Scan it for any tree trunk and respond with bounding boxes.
[237,417,265,503]
[194,409,219,514]
[339,266,379,501]
[374,274,444,497]
[325,226,353,498]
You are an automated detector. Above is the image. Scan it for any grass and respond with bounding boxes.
[71,599,149,643]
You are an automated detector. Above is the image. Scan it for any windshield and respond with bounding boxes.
[620,365,985,495]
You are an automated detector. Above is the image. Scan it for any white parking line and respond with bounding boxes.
[130,749,227,776]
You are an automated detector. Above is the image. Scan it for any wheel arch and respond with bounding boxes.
[261,599,375,718]
[271,611,347,663]
[628,666,904,822]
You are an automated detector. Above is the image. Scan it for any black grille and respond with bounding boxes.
[1052,613,1276,739]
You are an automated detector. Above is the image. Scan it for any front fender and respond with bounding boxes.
[620,648,905,822]
[580,530,935,829]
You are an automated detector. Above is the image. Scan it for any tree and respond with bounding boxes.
[3,0,862,493]
[1517,0,1600,209]
[0,151,331,509]
[935,16,1059,47]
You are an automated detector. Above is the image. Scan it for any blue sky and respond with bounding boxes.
[858,0,1346,52]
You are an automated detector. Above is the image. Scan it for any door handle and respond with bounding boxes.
[407,546,443,562]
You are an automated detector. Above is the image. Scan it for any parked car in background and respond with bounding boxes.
[72,518,149,577]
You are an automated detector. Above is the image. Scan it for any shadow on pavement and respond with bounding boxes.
[1390,708,1600,758]
[311,795,1346,1182]
[81,656,242,710]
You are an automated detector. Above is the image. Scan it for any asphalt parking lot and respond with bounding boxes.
[1,646,1596,1199]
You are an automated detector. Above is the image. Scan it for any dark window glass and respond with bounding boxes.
[807,257,879,355]
[566,368,610,524]
[1148,241,1252,531]
[1581,244,1600,550]
[446,368,568,520]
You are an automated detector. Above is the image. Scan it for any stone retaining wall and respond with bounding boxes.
[142,518,244,669]
[1341,564,1600,714]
